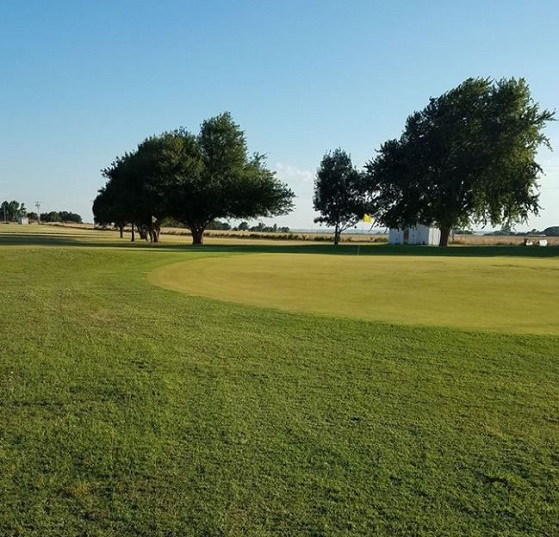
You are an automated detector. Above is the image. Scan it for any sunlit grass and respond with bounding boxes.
[0,226,558,535]
[149,252,559,334]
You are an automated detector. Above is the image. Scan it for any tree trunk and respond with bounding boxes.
[149,224,159,242]
[191,227,205,246]
[131,223,135,242]
[119,224,124,239]
[439,225,451,247]
[334,224,340,246]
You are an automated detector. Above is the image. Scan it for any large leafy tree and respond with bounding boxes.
[1,200,26,222]
[366,78,554,246]
[94,154,135,239]
[93,180,129,238]
[313,149,371,245]
[169,113,295,245]
[95,133,195,242]
[94,113,295,245]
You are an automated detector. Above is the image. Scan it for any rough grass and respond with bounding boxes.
[0,226,558,536]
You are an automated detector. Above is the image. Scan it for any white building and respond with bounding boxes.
[388,225,440,246]
[17,216,29,225]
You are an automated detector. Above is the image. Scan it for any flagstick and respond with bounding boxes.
[358,218,364,255]
[358,213,373,255]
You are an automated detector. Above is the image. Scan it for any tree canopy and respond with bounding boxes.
[366,78,555,246]
[1,200,26,222]
[313,149,371,245]
[543,226,559,237]
[39,211,82,224]
[169,114,294,244]
[93,113,295,245]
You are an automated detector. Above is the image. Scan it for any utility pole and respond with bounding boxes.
[35,201,41,224]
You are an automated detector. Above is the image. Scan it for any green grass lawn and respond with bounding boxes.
[150,252,559,335]
[1,225,558,536]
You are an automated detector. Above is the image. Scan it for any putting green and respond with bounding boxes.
[148,253,559,334]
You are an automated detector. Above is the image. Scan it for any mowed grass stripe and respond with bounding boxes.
[149,252,559,335]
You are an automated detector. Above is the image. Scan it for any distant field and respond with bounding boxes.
[1,225,558,536]
[453,233,559,246]
[21,221,559,245]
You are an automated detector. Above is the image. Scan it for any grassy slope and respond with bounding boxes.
[0,228,558,535]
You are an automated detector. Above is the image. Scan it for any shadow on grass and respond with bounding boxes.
[184,243,559,258]
[1,229,559,258]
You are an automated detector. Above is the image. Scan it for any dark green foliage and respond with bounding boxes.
[543,226,559,236]
[93,113,295,245]
[366,78,555,246]
[206,219,232,230]
[1,200,26,221]
[42,211,62,222]
[314,149,371,245]
[40,210,82,223]
[169,113,294,245]
[95,132,192,243]
[1,202,80,224]
[246,222,289,232]
[59,211,82,223]
[93,165,134,237]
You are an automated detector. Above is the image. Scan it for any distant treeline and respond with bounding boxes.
[2,201,81,224]
[480,226,559,237]
[158,218,290,233]
[1,200,27,221]
[233,221,290,233]
[27,211,83,223]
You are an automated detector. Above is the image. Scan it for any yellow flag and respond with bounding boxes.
[362,213,372,223]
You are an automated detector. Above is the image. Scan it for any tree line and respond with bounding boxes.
[1,201,82,224]
[313,77,554,246]
[93,78,553,247]
[33,211,82,223]
[93,113,294,245]
[1,200,26,222]
[486,226,559,237]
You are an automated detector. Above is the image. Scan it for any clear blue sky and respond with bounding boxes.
[1,0,558,230]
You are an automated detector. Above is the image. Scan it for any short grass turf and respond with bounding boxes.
[0,227,558,536]
[149,252,559,335]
